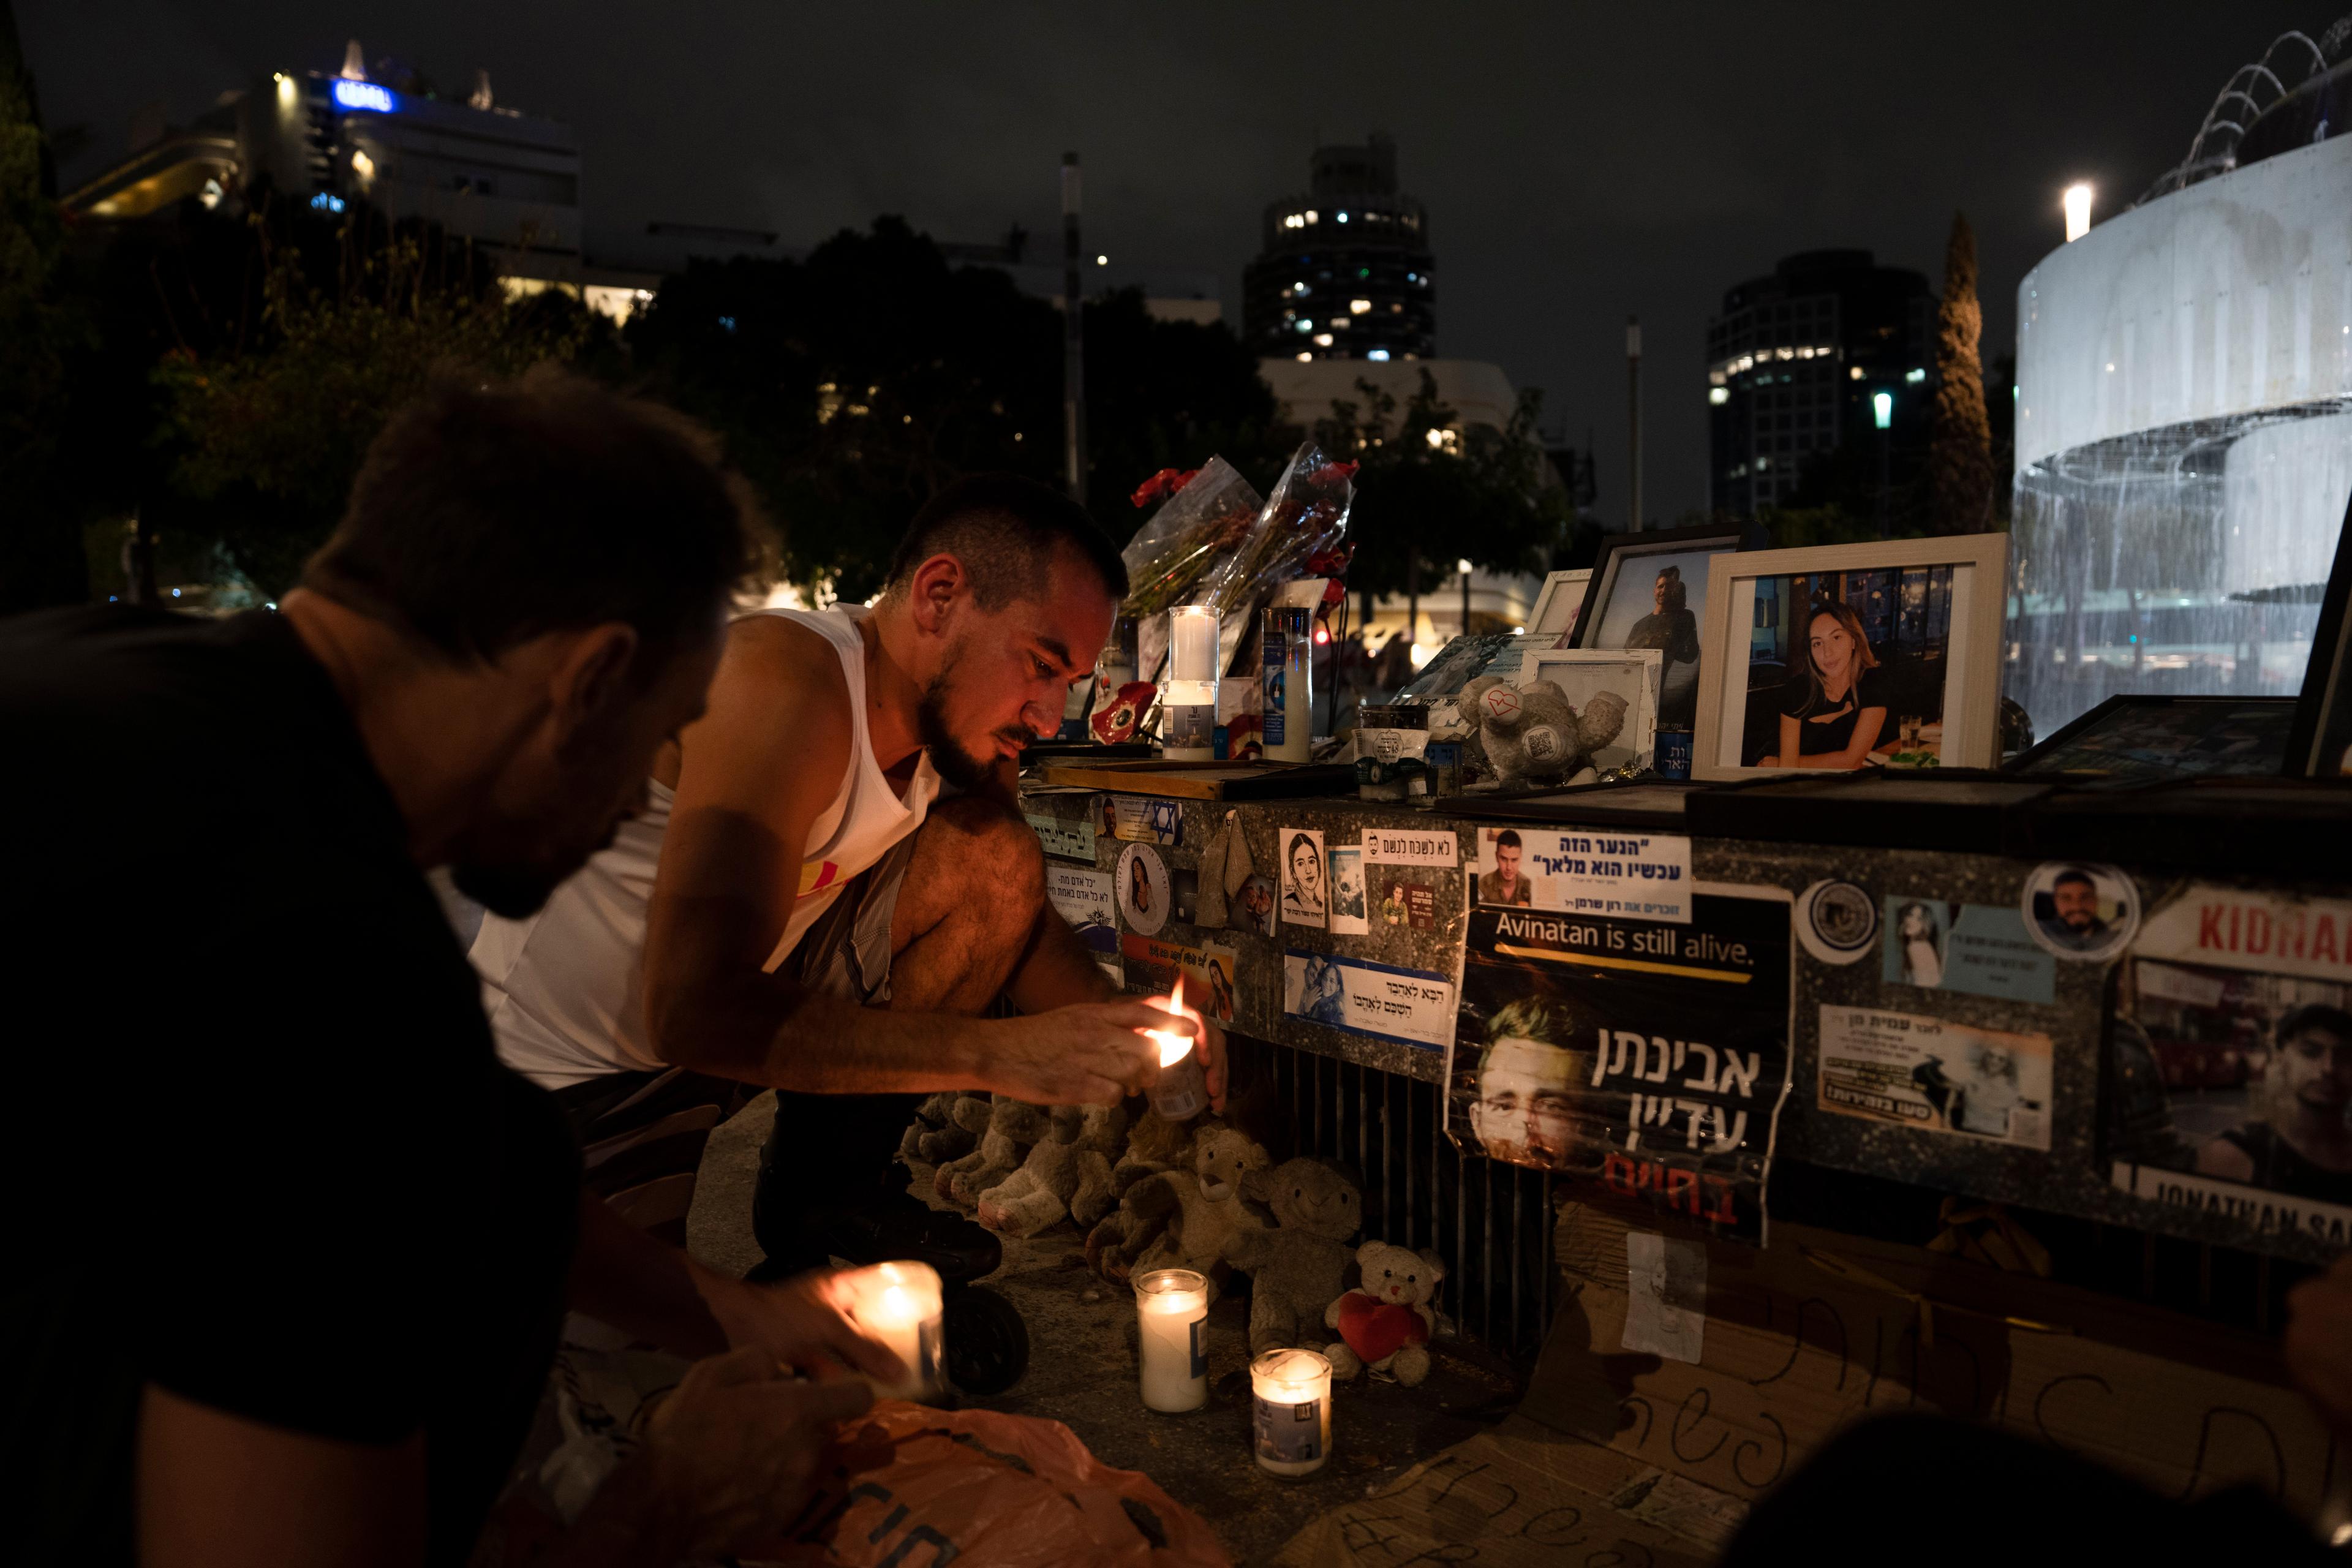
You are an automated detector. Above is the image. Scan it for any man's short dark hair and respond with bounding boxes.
[883,473,1126,609]
[303,368,767,669]
[2053,869,2097,892]
[1496,830,1522,851]
[2278,1004,2352,1047]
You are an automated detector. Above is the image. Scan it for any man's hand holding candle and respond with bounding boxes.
[687,1261,913,1385]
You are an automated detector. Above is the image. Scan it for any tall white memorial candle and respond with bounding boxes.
[1133,1267,1210,1412]
[844,1261,944,1400]
[1164,605,1219,760]
[1251,1348,1333,1476]
[1261,605,1313,763]
[1144,980,1209,1122]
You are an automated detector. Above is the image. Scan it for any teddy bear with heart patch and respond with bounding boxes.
[1322,1239,1446,1386]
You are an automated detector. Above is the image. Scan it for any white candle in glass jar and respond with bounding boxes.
[1134,1267,1210,1412]
[843,1261,944,1400]
[1145,982,1209,1122]
[1251,1348,1332,1476]
[1164,606,1219,760]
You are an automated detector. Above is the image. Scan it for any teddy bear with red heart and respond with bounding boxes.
[1322,1239,1446,1386]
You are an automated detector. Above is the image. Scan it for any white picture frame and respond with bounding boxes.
[1520,647,1664,775]
[1692,533,2010,782]
[1524,570,1593,644]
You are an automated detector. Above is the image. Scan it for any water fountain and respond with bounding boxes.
[2009,21,2352,736]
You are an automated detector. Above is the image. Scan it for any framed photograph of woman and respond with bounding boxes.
[1691,534,2008,782]
[1569,521,1746,734]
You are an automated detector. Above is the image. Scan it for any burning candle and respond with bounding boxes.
[842,1261,944,1400]
[1164,605,1219,761]
[1145,981,1209,1122]
[1133,1267,1210,1412]
[1251,1348,1333,1476]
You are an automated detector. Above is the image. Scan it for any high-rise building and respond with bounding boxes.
[1705,250,1933,516]
[64,43,581,266]
[1242,134,1434,363]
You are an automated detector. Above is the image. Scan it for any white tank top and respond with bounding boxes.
[473,607,941,1088]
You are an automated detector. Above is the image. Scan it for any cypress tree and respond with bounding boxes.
[1928,211,1996,535]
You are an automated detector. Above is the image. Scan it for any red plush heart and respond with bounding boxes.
[1336,1291,1428,1364]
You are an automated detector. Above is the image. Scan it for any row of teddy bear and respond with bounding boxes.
[902,1091,1449,1386]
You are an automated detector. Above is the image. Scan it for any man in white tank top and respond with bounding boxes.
[474,475,1222,1274]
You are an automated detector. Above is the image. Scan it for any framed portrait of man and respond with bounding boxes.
[1569,521,1746,735]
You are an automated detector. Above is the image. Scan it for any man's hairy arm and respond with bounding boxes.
[643,617,1172,1104]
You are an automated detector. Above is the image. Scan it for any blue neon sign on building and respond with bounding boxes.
[330,80,394,113]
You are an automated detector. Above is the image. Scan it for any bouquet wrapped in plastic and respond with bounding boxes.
[1117,458,1264,620]
[1197,440,1357,616]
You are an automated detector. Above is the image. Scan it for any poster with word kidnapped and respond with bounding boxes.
[1446,884,1794,1245]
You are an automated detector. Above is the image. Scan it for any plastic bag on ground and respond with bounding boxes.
[752,1400,1232,1567]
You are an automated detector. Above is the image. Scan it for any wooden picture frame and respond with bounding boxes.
[1567,521,1746,652]
[1569,521,1745,746]
[1524,569,1593,644]
[2284,488,2352,777]
[1692,533,2009,782]
[1520,647,1663,774]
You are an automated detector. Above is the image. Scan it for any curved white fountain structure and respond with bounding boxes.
[2010,125,2352,736]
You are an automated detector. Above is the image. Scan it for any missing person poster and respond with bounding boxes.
[1815,1006,2054,1150]
[2108,885,2352,1245]
[1472,827,1691,924]
[1446,885,1793,1245]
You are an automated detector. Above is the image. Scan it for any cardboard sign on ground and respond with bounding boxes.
[1275,1200,2339,1566]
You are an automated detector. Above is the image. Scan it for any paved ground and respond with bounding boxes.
[687,1094,1521,1566]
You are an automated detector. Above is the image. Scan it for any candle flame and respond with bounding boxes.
[1151,979,1196,1067]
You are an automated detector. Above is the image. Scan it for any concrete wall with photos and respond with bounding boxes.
[1020,783,2351,1265]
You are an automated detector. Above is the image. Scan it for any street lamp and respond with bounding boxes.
[1871,391,1893,539]
[2063,183,2094,243]
[1457,558,1474,639]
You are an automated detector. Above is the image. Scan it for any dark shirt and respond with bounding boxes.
[1624,607,1700,668]
[0,606,578,1565]
[1778,663,1891,760]
[2215,1123,2352,1207]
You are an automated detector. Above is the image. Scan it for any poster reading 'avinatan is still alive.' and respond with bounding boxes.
[1449,886,1795,1245]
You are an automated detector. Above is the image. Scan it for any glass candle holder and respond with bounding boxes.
[1251,1348,1333,1476]
[1134,1267,1210,1412]
[1144,985,1210,1121]
[1261,605,1313,763]
[842,1260,944,1400]
[1164,605,1219,761]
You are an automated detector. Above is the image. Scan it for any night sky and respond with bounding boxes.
[20,1,2331,521]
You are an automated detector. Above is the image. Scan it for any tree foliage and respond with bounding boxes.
[1927,211,1995,535]
[155,211,597,595]
[628,217,1280,600]
[1305,368,1565,600]
[0,31,88,609]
